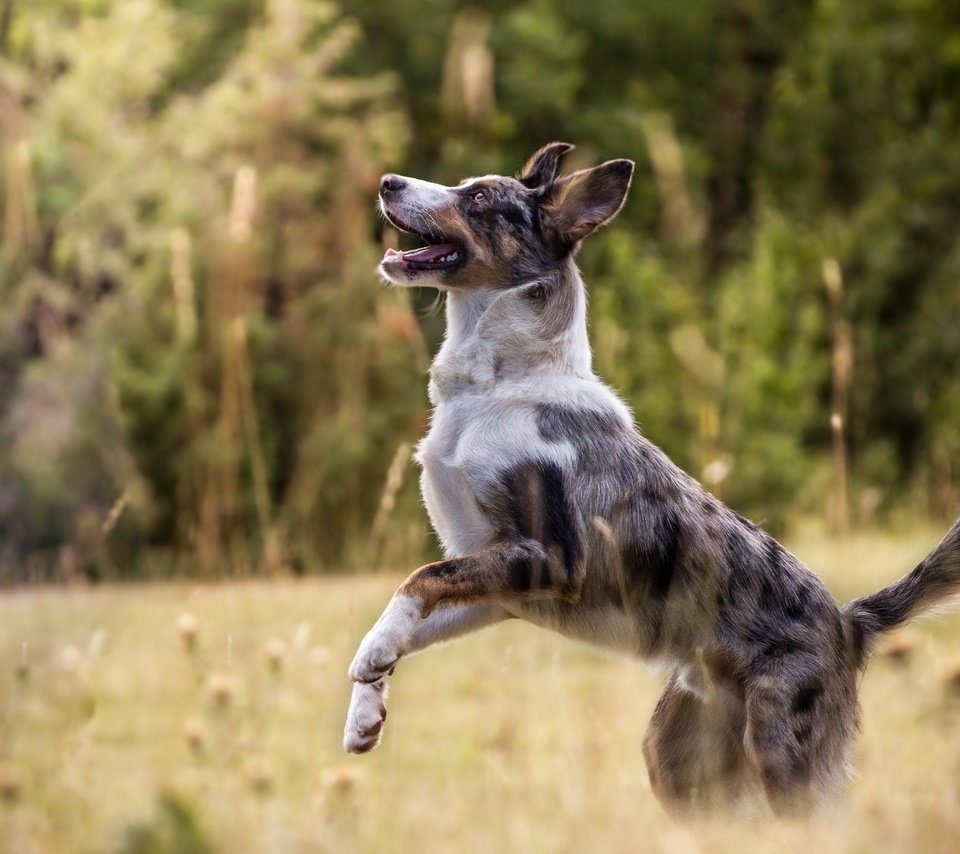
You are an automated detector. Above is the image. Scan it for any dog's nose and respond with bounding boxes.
[380,174,406,196]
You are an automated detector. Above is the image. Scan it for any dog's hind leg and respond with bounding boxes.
[742,667,860,817]
[743,686,813,814]
[742,674,833,816]
[642,669,750,815]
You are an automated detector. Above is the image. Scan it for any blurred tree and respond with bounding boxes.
[1,0,959,579]
[0,0,419,578]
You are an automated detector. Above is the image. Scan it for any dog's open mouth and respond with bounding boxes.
[382,243,463,271]
[381,210,465,273]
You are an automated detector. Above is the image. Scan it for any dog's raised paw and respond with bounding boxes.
[348,638,399,684]
[348,595,421,683]
[343,680,388,754]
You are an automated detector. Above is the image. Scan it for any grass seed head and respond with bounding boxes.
[207,674,238,709]
[0,765,20,805]
[309,645,330,666]
[941,659,960,697]
[322,765,358,795]
[265,638,286,673]
[184,718,206,755]
[16,641,28,683]
[246,757,273,796]
[878,632,916,665]
[178,613,199,652]
[58,645,82,671]
[292,622,312,652]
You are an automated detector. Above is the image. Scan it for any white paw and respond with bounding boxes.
[348,595,421,683]
[343,680,387,754]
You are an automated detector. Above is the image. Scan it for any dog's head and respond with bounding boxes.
[378,143,634,289]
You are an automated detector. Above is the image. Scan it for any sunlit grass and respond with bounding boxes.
[3,526,960,852]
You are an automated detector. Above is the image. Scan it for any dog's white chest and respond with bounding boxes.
[415,388,577,558]
[416,403,496,558]
[417,456,494,559]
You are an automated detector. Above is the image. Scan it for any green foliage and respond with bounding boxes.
[1,0,959,577]
[717,210,830,525]
[1,1,418,577]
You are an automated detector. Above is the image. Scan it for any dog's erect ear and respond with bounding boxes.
[542,159,634,244]
[518,142,575,189]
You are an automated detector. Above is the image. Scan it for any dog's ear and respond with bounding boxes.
[518,142,574,189]
[542,159,634,244]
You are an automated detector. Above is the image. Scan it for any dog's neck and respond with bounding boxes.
[428,257,593,404]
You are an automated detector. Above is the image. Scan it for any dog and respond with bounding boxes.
[342,141,960,816]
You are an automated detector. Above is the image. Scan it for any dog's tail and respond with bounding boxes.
[843,517,960,667]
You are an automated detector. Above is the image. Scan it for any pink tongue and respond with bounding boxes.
[402,243,459,263]
[382,243,459,264]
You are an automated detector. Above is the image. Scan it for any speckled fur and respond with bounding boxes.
[344,143,960,817]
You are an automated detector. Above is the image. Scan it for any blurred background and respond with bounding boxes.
[4,4,960,851]
[1,0,959,582]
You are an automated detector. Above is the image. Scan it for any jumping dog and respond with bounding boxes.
[343,142,960,815]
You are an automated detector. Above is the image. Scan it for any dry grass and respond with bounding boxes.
[3,526,960,852]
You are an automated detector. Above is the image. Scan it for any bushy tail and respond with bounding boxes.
[844,517,960,667]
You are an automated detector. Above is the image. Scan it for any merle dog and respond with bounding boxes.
[343,142,960,816]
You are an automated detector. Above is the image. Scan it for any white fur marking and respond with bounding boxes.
[343,680,388,753]
[348,593,422,683]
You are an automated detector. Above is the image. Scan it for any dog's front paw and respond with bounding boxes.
[348,634,400,684]
[348,595,421,683]
[343,680,387,754]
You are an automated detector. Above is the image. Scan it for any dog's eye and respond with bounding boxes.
[472,191,486,203]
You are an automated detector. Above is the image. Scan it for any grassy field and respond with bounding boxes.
[3,526,960,853]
